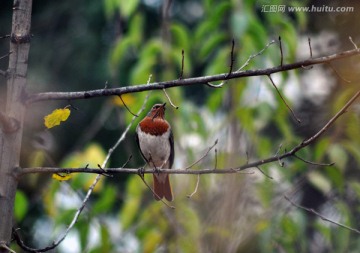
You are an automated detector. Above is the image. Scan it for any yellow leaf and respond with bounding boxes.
[52,173,72,181]
[111,94,135,107]
[44,108,71,129]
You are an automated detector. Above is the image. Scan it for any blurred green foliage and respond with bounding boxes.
[2,0,360,252]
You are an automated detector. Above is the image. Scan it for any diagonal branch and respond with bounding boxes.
[284,196,360,234]
[267,74,301,123]
[27,48,360,103]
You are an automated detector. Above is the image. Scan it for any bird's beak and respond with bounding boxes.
[162,102,166,108]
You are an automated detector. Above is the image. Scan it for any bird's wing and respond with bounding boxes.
[135,125,149,163]
[168,129,175,169]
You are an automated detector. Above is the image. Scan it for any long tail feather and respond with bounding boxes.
[153,174,173,201]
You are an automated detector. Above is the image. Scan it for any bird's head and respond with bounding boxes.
[147,103,166,120]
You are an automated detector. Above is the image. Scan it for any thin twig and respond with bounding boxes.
[279,36,283,66]
[0,242,16,253]
[226,39,235,78]
[163,89,179,109]
[349,36,358,49]
[187,174,200,198]
[308,37,313,58]
[301,65,313,70]
[179,49,184,79]
[275,143,282,156]
[284,195,360,234]
[118,95,138,117]
[237,40,276,71]
[256,166,273,180]
[205,82,224,88]
[184,140,218,170]
[293,154,335,166]
[214,149,218,170]
[97,164,113,177]
[267,75,301,123]
[327,62,351,83]
[0,51,12,60]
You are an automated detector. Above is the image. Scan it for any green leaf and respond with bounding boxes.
[103,0,118,19]
[93,185,117,214]
[328,144,348,171]
[142,229,162,253]
[170,23,190,52]
[204,47,230,75]
[314,138,331,161]
[307,171,331,193]
[110,37,136,73]
[324,166,344,192]
[342,140,360,166]
[119,176,144,229]
[14,190,28,222]
[333,201,351,252]
[128,14,144,44]
[199,33,228,60]
[119,0,139,18]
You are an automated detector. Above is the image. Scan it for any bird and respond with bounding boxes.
[136,103,174,201]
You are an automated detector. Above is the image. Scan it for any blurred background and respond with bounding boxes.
[1,0,360,252]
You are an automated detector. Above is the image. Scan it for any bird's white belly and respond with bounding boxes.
[138,130,171,168]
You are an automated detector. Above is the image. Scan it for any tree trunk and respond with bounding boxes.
[0,0,32,250]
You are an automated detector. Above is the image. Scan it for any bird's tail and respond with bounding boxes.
[153,174,173,201]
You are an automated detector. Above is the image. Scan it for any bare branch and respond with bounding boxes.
[267,75,301,123]
[327,62,351,83]
[284,195,360,234]
[179,49,184,80]
[226,39,235,78]
[0,241,16,253]
[0,51,12,61]
[187,174,200,198]
[237,40,276,71]
[293,154,335,166]
[118,95,138,117]
[205,82,224,88]
[349,36,358,49]
[163,89,179,109]
[308,37,313,58]
[184,139,218,170]
[27,48,360,103]
[279,36,283,66]
[256,166,273,180]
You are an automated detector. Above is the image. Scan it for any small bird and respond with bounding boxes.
[136,103,174,201]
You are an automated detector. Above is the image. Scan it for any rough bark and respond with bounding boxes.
[0,0,32,249]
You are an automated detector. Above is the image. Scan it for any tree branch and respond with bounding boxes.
[27,48,360,103]
[284,196,360,234]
